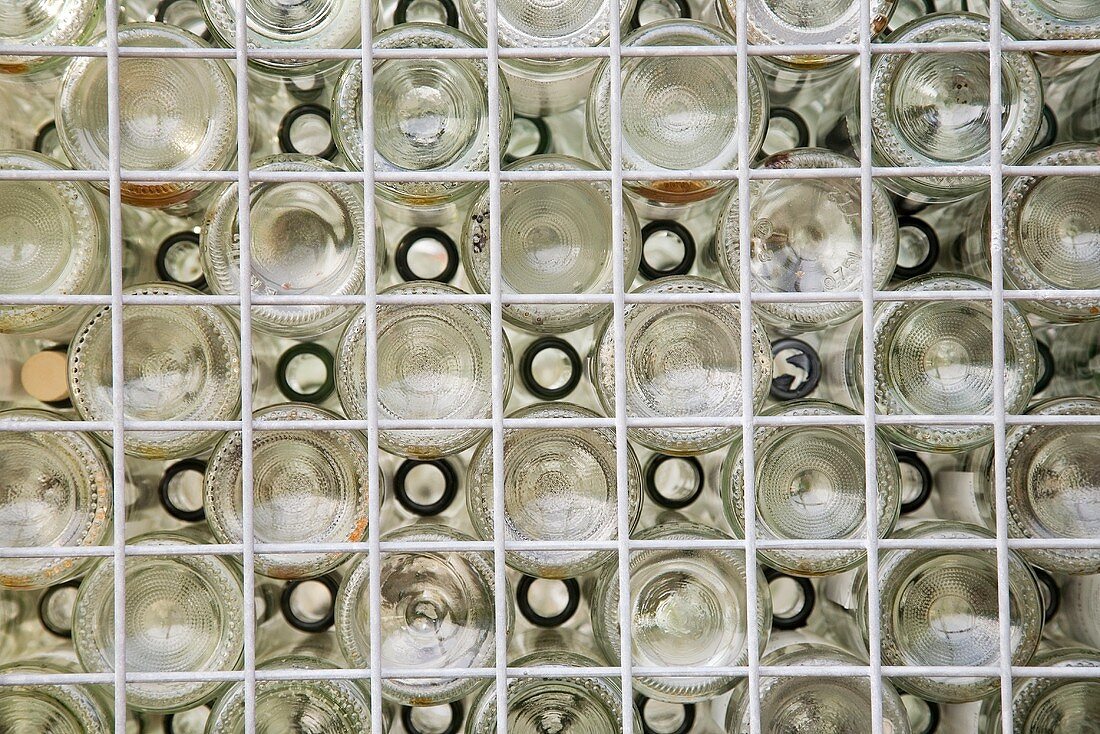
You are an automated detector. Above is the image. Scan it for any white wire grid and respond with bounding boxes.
[0,0,1099,732]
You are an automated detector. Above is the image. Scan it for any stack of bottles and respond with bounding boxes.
[1,0,1099,731]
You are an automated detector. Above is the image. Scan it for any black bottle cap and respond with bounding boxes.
[504,115,553,163]
[763,567,815,630]
[639,220,695,280]
[643,454,704,510]
[38,579,81,638]
[636,697,696,734]
[769,338,821,401]
[394,459,459,517]
[281,574,339,633]
[893,216,941,280]
[629,0,691,30]
[158,458,208,523]
[519,337,582,401]
[156,232,207,290]
[278,103,338,161]
[394,0,460,27]
[1034,339,1054,395]
[401,701,465,734]
[895,450,933,515]
[276,342,336,404]
[516,576,581,628]
[395,227,460,283]
[765,106,811,151]
[1033,567,1061,623]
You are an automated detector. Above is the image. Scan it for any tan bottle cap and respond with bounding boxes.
[21,350,69,404]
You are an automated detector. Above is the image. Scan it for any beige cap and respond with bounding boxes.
[21,349,69,404]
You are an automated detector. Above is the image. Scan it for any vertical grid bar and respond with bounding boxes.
[358,5,385,734]
[230,0,258,729]
[857,0,884,729]
[483,0,510,730]
[103,0,128,729]
[605,2,634,733]
[986,2,1017,731]
[732,3,762,732]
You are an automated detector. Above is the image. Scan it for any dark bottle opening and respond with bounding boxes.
[764,567,815,630]
[630,0,691,30]
[643,454,704,510]
[278,103,338,161]
[761,106,810,158]
[159,458,208,523]
[639,220,696,280]
[401,701,465,734]
[396,228,460,283]
[284,73,327,103]
[895,450,933,515]
[394,0,460,28]
[516,576,581,628]
[636,696,696,734]
[519,337,582,400]
[281,574,339,633]
[38,580,80,638]
[156,232,207,290]
[504,115,553,163]
[769,338,821,401]
[394,459,459,516]
[1033,567,1061,624]
[1034,339,1054,395]
[893,216,940,280]
[276,343,336,404]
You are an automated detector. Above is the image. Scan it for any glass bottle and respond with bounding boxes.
[204,403,373,579]
[818,521,1043,703]
[201,153,382,339]
[0,151,108,339]
[1046,574,1100,649]
[721,400,902,577]
[461,154,642,334]
[331,24,511,211]
[68,282,243,459]
[335,524,508,706]
[0,661,113,733]
[855,13,1042,202]
[335,281,513,459]
[845,273,1038,452]
[204,655,377,733]
[0,0,102,77]
[977,647,1100,734]
[464,649,642,734]
[0,409,112,590]
[587,20,768,205]
[72,531,245,712]
[56,23,238,215]
[120,205,205,291]
[960,144,1100,323]
[250,333,342,411]
[714,148,899,331]
[459,0,635,115]
[199,0,364,79]
[466,402,642,579]
[724,642,912,734]
[590,520,771,703]
[590,276,773,455]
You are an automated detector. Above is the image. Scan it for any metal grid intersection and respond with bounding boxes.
[0,1,1099,733]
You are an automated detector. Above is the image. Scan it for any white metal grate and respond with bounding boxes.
[1,0,1100,733]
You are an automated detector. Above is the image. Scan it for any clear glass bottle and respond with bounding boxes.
[0,151,108,339]
[845,273,1038,452]
[72,531,245,712]
[856,13,1042,202]
[721,400,902,576]
[200,0,364,79]
[1046,574,1100,649]
[0,661,113,733]
[56,23,238,215]
[966,396,1100,575]
[961,144,1100,323]
[819,521,1043,703]
[120,205,206,291]
[205,655,377,733]
[68,282,243,459]
[204,403,373,579]
[331,24,511,209]
[587,20,768,205]
[459,0,635,115]
[714,148,899,331]
[0,409,112,590]
[590,276,773,455]
[462,154,643,334]
[0,0,102,77]
[590,521,771,703]
[335,281,513,459]
[201,153,381,338]
[977,647,1100,734]
[465,402,642,579]
[464,649,642,734]
[724,642,912,734]
[336,524,508,706]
